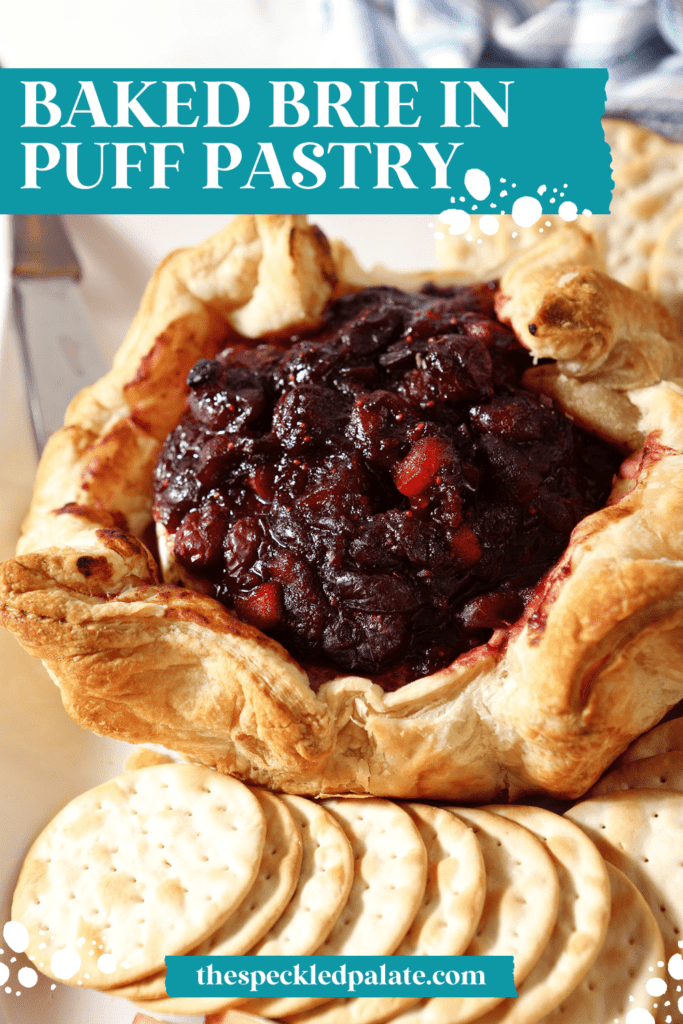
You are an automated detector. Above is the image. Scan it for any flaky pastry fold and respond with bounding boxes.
[2,216,683,801]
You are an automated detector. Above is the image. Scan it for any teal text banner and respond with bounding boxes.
[0,68,610,215]
[164,955,517,998]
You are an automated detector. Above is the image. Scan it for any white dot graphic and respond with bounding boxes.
[582,209,592,217]
[0,964,9,986]
[512,196,542,227]
[479,215,499,236]
[97,953,117,974]
[625,1009,655,1024]
[50,949,81,981]
[464,168,491,201]
[3,923,29,954]
[440,209,471,235]
[537,184,547,195]
[558,201,578,222]
[668,953,683,979]
[646,978,667,997]
[17,967,38,988]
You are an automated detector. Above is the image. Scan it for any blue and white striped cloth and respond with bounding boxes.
[311,0,683,140]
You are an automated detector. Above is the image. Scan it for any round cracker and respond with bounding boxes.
[387,805,561,1024]
[612,715,683,768]
[288,803,487,1024]
[588,750,683,798]
[566,788,683,960]
[145,794,355,1019]
[114,788,302,1001]
[469,804,611,1024]
[648,203,683,327]
[245,797,429,1020]
[540,861,665,1024]
[13,763,266,989]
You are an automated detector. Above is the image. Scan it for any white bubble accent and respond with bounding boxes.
[647,978,667,997]
[625,1010,655,1024]
[464,168,490,201]
[0,964,9,986]
[76,937,85,948]
[559,201,578,221]
[4,987,10,994]
[440,209,471,235]
[500,190,508,197]
[512,196,542,227]
[669,954,683,979]
[479,215,499,236]
[17,967,37,988]
[50,949,80,980]
[434,231,445,241]
[3,923,29,954]
[582,209,592,217]
[97,953,117,974]
[537,185,547,195]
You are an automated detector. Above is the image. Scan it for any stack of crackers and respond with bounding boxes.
[11,730,683,1024]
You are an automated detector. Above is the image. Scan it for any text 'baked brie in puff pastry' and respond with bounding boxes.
[2,214,683,802]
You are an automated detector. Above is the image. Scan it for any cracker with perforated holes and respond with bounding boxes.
[566,789,683,961]
[112,787,302,1002]
[539,861,665,1024]
[613,715,683,768]
[390,806,561,1024]
[285,803,487,1024]
[241,797,428,1021]
[11,763,266,989]
[587,750,683,798]
[469,804,611,1024]
[147,794,356,1020]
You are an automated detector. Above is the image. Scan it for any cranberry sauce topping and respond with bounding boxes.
[153,284,621,687]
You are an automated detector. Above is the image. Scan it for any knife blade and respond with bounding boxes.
[11,215,107,457]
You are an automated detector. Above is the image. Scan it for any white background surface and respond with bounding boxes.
[0,212,438,1024]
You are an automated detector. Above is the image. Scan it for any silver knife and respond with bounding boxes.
[11,215,107,457]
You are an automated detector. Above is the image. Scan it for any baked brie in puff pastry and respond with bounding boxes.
[2,214,683,802]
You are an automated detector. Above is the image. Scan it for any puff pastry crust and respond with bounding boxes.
[3,215,683,802]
